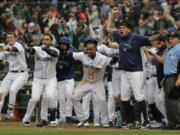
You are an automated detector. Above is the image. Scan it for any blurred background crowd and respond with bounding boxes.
[0,0,179,49]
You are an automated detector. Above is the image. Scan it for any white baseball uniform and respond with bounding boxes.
[57,79,75,122]
[142,47,159,104]
[82,44,118,125]
[82,91,100,125]
[0,42,29,112]
[71,51,111,125]
[98,44,119,121]
[23,46,59,122]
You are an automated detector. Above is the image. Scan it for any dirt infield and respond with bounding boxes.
[0,124,180,132]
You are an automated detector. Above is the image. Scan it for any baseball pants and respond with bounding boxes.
[120,71,144,102]
[23,77,57,122]
[71,79,109,125]
[144,76,158,104]
[82,92,100,125]
[112,69,121,97]
[107,81,115,122]
[0,71,28,112]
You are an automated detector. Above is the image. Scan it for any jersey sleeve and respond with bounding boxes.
[33,46,41,56]
[51,47,60,57]
[14,43,24,53]
[136,35,151,47]
[112,31,121,42]
[97,45,105,53]
[0,52,6,60]
[72,52,84,61]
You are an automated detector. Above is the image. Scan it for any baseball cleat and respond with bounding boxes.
[134,121,141,129]
[50,120,59,127]
[102,124,110,128]
[94,123,100,127]
[83,122,89,127]
[141,121,151,129]
[77,119,88,127]
[23,121,30,127]
[4,110,14,120]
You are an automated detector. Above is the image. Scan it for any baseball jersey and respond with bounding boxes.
[56,46,77,81]
[0,42,27,71]
[112,31,151,71]
[73,52,111,82]
[33,46,59,79]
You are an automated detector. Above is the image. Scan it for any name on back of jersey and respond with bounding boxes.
[83,64,100,71]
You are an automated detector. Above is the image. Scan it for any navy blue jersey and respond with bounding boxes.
[113,31,151,71]
[56,46,77,81]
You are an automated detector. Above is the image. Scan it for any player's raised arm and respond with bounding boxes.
[106,7,118,34]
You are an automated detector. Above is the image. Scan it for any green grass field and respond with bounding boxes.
[0,122,179,135]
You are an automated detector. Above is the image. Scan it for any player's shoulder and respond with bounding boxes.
[96,52,109,59]
[73,51,86,58]
[50,46,59,52]
[75,51,85,55]
[14,42,23,47]
[33,46,41,50]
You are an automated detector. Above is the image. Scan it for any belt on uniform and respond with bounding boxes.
[151,75,157,77]
[115,67,121,70]
[165,74,177,78]
[10,70,25,73]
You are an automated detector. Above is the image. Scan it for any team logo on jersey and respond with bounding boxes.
[36,56,52,61]
[83,64,100,71]
[6,52,17,57]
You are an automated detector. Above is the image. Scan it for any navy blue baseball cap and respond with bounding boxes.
[58,36,70,46]
[168,27,177,36]
[116,22,132,29]
[167,27,180,38]
[84,35,98,46]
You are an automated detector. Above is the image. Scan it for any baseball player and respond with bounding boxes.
[97,43,119,125]
[55,36,77,126]
[0,32,29,120]
[70,35,118,127]
[106,7,163,128]
[81,42,119,127]
[144,36,169,127]
[22,34,59,127]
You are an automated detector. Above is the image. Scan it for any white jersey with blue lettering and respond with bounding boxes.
[33,45,59,79]
[0,42,27,71]
[73,52,111,82]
